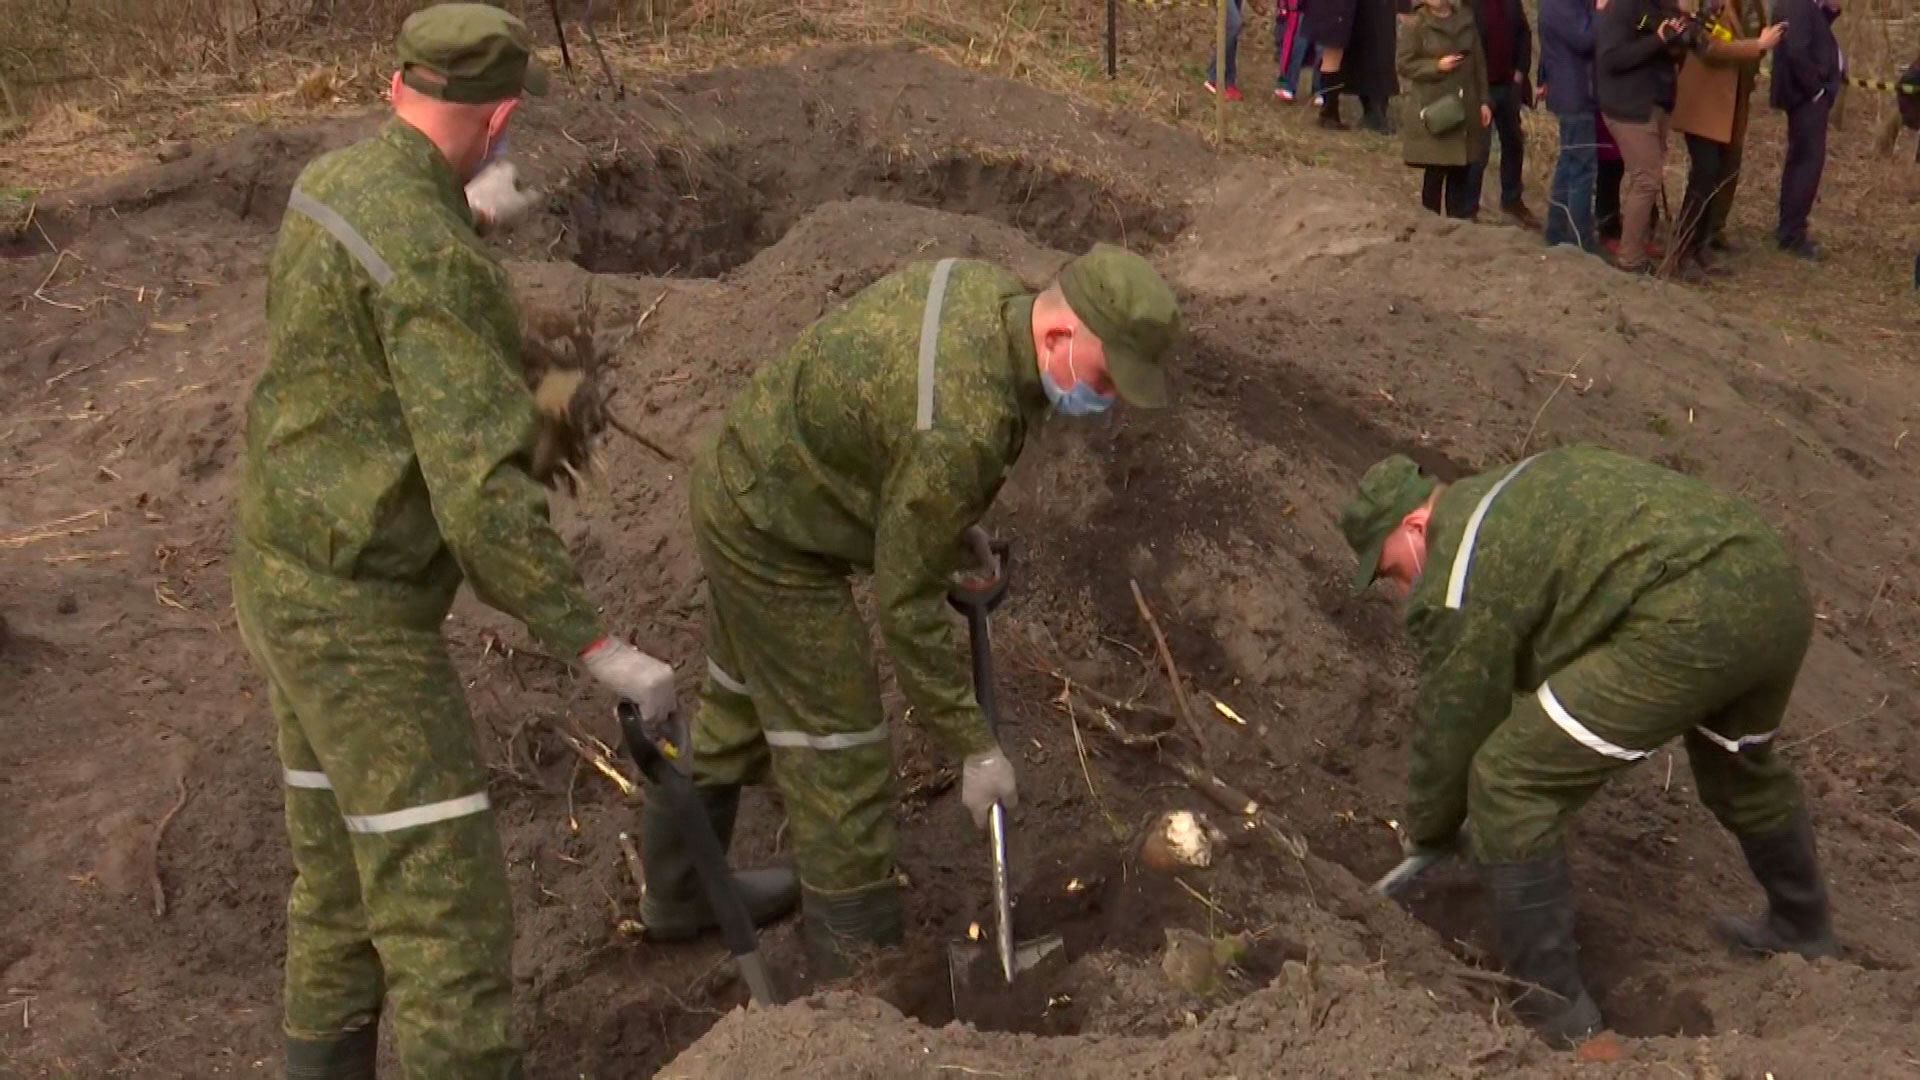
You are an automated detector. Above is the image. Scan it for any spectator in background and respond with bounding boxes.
[1398,0,1493,217]
[1770,0,1843,258]
[1539,0,1599,249]
[1670,2,1785,272]
[1596,0,1690,273]
[1467,0,1539,225]
[1277,0,1327,102]
[1314,0,1400,130]
[1204,0,1247,102]
[1595,111,1663,253]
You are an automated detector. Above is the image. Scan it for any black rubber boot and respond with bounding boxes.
[1318,79,1347,130]
[1480,852,1605,1050]
[802,880,906,981]
[1714,807,1837,959]
[287,1022,378,1080]
[639,783,799,942]
[1359,96,1390,134]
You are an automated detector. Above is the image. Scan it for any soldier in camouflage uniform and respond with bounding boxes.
[229,8,798,1078]
[1340,445,1836,1047]
[660,245,1182,976]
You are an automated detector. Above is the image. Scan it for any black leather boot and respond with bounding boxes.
[286,1021,378,1080]
[1480,851,1605,1049]
[639,784,799,941]
[802,880,905,980]
[1714,806,1837,959]
[1318,79,1347,130]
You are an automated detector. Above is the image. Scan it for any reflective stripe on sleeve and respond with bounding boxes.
[1536,683,1653,762]
[287,187,394,288]
[707,658,749,696]
[1444,454,1542,611]
[915,258,958,432]
[284,769,334,790]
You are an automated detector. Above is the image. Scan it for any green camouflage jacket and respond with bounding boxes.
[1401,444,1791,845]
[235,119,600,657]
[707,259,1050,757]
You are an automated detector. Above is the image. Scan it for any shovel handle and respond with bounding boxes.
[949,539,1012,739]
[618,702,786,1005]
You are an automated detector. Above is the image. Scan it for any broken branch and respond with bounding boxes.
[1129,579,1216,765]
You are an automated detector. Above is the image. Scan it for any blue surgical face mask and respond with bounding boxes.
[482,133,508,169]
[1040,336,1115,417]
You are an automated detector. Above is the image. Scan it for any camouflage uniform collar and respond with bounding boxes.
[1002,294,1047,413]
[380,119,474,227]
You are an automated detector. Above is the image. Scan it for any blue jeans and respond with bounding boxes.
[1274,13,1321,95]
[1205,0,1244,88]
[1546,112,1598,251]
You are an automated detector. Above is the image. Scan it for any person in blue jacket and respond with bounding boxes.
[1538,0,1599,250]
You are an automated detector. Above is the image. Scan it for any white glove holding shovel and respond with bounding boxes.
[465,160,542,233]
[580,637,676,723]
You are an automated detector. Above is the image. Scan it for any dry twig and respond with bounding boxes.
[618,830,646,899]
[1129,578,1215,764]
[151,772,192,917]
[607,414,679,462]
[555,726,640,798]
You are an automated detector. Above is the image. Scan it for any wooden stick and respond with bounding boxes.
[1129,579,1216,765]
[607,414,678,462]
[1049,671,1176,724]
[1166,756,1257,817]
[618,830,645,898]
[150,773,192,917]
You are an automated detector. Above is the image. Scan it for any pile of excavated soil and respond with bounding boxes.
[2,43,1916,1079]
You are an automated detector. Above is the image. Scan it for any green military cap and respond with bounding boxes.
[398,3,548,105]
[1339,454,1437,594]
[1059,243,1183,408]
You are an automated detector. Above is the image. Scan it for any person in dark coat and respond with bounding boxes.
[1769,0,1843,258]
[1312,0,1401,130]
[1467,0,1539,225]
[1538,0,1598,248]
[1595,0,1691,272]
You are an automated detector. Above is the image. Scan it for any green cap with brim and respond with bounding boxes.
[398,3,548,105]
[1058,243,1183,408]
[1339,454,1437,594]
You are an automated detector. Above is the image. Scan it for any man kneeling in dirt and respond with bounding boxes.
[663,245,1182,976]
[230,7,758,1077]
[1340,445,1836,1047]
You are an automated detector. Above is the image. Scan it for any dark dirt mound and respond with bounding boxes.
[3,42,1918,1080]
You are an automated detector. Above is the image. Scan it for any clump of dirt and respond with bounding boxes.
[3,41,1918,1080]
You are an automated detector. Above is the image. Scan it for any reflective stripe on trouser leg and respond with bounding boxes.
[269,678,385,1040]
[1467,687,1648,863]
[233,591,522,1080]
[691,467,897,894]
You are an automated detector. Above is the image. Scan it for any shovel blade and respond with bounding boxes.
[947,932,1068,1025]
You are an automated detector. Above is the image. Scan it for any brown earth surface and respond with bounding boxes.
[3,42,1919,1079]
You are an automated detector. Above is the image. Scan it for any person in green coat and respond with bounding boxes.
[1340,446,1836,1049]
[671,246,1183,977]
[1398,0,1494,218]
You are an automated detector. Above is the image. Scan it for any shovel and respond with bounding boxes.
[944,533,1066,1021]
[617,700,785,1007]
[1372,850,1445,899]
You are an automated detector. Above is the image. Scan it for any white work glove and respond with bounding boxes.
[580,637,676,722]
[961,745,1018,829]
[465,160,542,233]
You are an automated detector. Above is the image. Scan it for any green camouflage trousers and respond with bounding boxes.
[686,456,898,897]
[233,554,521,1080]
[1468,543,1813,863]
